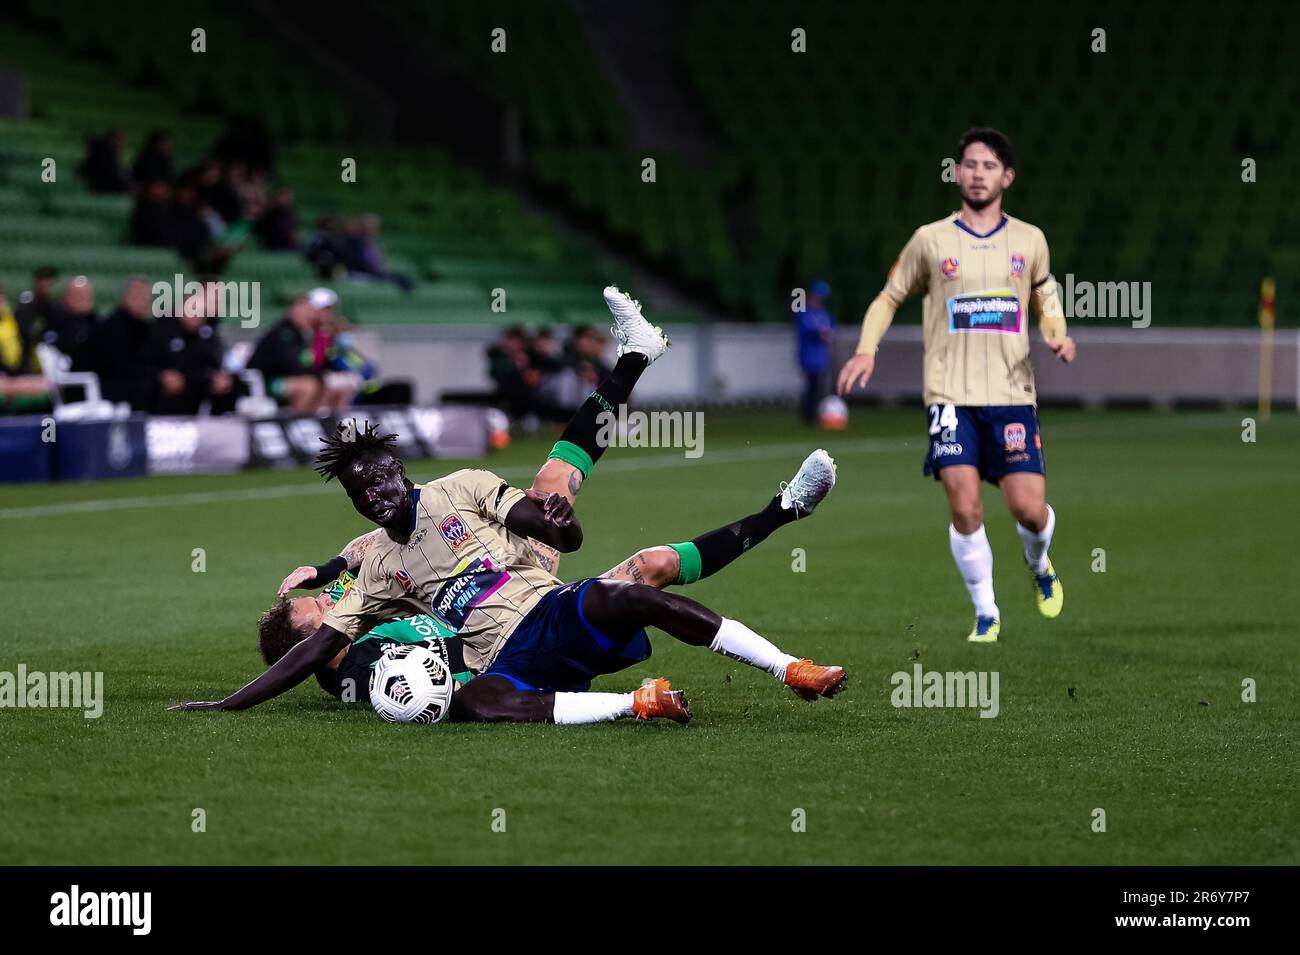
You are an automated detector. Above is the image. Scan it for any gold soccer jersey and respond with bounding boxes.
[323,469,562,674]
[856,213,1067,407]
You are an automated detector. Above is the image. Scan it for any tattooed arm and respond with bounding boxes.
[339,528,384,569]
[527,539,561,575]
[276,529,385,597]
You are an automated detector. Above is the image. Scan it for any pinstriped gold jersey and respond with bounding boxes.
[879,212,1064,406]
[323,469,561,674]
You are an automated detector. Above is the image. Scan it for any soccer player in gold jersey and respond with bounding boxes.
[837,128,1076,643]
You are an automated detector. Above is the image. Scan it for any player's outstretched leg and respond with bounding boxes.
[526,286,670,574]
[534,285,669,501]
[449,674,691,725]
[1001,473,1062,618]
[603,449,837,588]
[582,579,846,702]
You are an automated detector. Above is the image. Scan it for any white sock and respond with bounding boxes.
[1016,504,1055,575]
[709,617,799,681]
[552,692,635,725]
[949,524,999,619]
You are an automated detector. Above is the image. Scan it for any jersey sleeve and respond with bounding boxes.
[449,468,527,525]
[322,554,400,641]
[1029,228,1068,340]
[856,229,929,354]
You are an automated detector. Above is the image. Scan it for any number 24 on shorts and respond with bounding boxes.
[928,404,959,443]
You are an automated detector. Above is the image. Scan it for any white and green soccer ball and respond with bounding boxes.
[369,641,453,724]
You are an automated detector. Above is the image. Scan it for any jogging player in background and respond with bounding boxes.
[837,127,1076,643]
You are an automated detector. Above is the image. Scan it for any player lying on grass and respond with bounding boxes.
[261,446,838,718]
[173,423,846,723]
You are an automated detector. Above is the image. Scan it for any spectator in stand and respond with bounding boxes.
[566,324,611,390]
[227,161,268,222]
[198,159,241,226]
[170,178,230,273]
[48,276,98,369]
[487,326,540,420]
[195,161,236,232]
[794,279,837,424]
[254,187,299,250]
[527,326,577,417]
[246,288,352,412]
[315,302,412,407]
[305,215,347,279]
[131,179,175,246]
[247,292,323,411]
[78,129,130,193]
[342,215,413,291]
[0,284,50,411]
[145,286,243,415]
[14,266,59,348]
[85,277,155,409]
[132,130,175,184]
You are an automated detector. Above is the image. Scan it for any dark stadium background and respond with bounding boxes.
[2,0,1296,445]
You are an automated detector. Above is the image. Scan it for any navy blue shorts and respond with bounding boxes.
[482,579,652,692]
[922,403,1046,485]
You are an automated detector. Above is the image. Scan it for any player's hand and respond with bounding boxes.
[524,489,574,527]
[278,565,318,597]
[1048,336,1077,363]
[168,700,227,712]
[837,352,876,395]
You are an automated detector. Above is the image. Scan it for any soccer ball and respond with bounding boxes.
[818,394,849,430]
[369,642,454,724]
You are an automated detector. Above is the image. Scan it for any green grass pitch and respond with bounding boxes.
[1,408,1296,864]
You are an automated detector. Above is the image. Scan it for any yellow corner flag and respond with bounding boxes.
[1258,277,1275,420]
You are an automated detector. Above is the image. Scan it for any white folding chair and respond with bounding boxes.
[34,343,125,420]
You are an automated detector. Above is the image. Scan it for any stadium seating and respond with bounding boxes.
[2,0,1294,328]
[383,0,1298,326]
[0,2,647,326]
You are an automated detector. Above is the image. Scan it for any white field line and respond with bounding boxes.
[0,415,1234,521]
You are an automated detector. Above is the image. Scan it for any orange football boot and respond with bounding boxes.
[783,659,847,701]
[632,677,692,723]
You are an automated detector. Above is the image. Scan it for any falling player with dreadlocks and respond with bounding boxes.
[173,288,845,724]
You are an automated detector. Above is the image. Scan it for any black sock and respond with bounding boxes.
[554,353,649,472]
[691,495,797,580]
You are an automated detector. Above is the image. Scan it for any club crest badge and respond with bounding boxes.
[1004,423,1028,452]
[440,514,471,550]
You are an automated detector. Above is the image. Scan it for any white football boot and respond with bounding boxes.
[603,285,669,364]
[779,449,837,517]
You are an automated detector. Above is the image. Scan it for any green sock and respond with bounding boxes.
[669,542,702,585]
[547,440,595,478]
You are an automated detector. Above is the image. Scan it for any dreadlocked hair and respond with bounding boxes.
[314,420,398,482]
